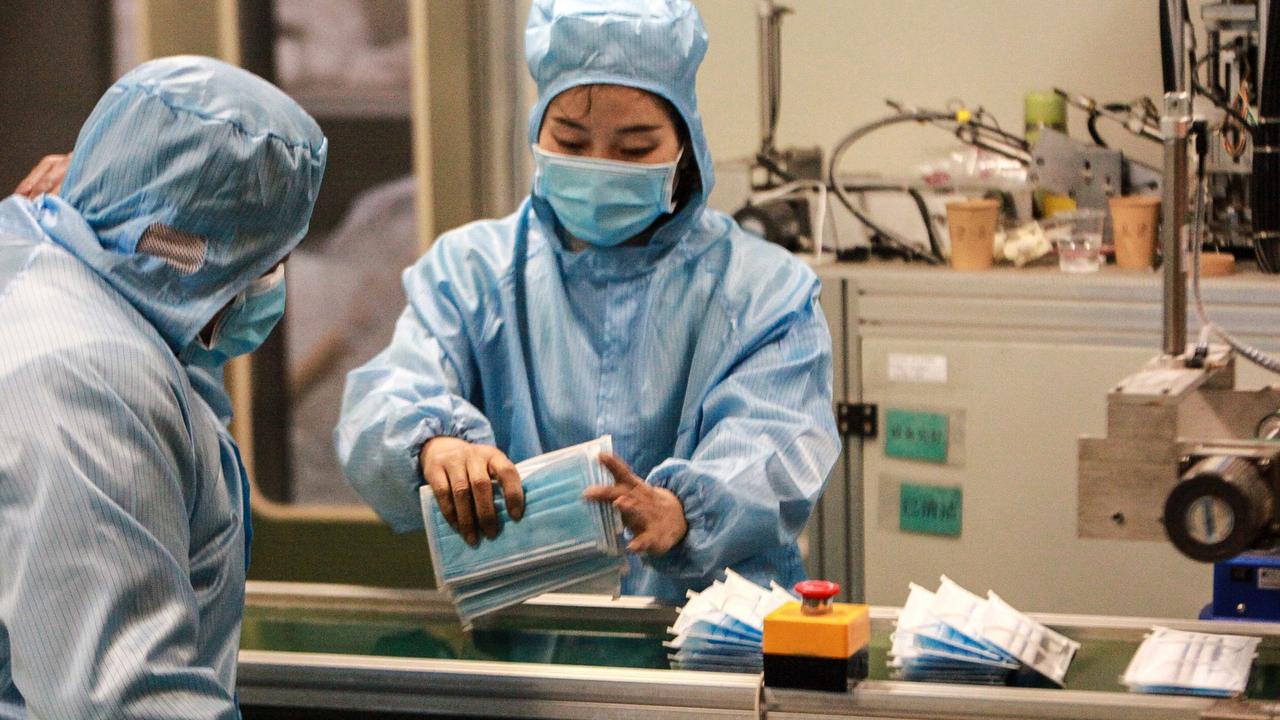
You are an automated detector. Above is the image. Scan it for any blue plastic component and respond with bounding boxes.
[1200,553,1280,621]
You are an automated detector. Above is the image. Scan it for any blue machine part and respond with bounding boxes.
[1201,553,1280,621]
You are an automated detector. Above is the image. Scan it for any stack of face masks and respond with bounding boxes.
[1122,626,1260,697]
[889,576,1080,687]
[665,569,797,672]
[419,436,625,628]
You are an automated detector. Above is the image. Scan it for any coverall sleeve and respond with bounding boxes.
[0,348,237,719]
[335,253,495,532]
[643,284,840,580]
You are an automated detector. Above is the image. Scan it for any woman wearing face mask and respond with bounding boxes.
[336,0,839,603]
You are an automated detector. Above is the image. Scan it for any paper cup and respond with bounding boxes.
[1199,251,1236,277]
[945,199,1000,271]
[1109,195,1160,269]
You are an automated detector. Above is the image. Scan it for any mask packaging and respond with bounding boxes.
[889,576,1077,687]
[980,590,1079,687]
[1122,626,1260,698]
[665,569,795,673]
[419,435,625,628]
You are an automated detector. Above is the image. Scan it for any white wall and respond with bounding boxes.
[694,0,1173,178]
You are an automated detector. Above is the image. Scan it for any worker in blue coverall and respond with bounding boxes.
[0,56,325,717]
[336,0,839,604]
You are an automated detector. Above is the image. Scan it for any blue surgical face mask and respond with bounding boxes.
[532,144,681,247]
[181,264,287,368]
[418,436,626,626]
[429,454,602,582]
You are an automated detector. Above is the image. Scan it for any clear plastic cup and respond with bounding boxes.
[1044,209,1105,273]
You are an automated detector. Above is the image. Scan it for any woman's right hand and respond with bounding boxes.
[420,437,524,546]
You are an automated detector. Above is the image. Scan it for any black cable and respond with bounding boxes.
[831,181,941,263]
[755,152,796,185]
[1159,0,1177,93]
[905,186,943,260]
[1085,103,1144,148]
[827,112,955,264]
[1087,114,1108,148]
[839,182,942,260]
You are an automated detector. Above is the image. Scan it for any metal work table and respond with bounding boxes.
[238,581,1280,719]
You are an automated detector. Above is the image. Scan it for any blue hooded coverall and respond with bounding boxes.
[0,57,326,718]
[336,0,840,603]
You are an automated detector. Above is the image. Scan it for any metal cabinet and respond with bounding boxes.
[809,263,1280,617]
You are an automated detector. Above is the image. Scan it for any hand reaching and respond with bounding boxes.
[584,453,687,555]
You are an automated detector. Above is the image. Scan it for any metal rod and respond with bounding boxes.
[1263,0,1272,99]
[757,1,789,157]
[1165,0,1186,91]
[1207,29,1222,95]
[1162,92,1192,357]
[1158,0,1189,357]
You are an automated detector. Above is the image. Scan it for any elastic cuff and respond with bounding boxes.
[643,463,712,577]
[409,415,497,486]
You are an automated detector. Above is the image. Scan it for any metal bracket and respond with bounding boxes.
[837,402,878,439]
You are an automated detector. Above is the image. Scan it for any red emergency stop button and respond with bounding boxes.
[795,580,840,615]
[795,579,840,600]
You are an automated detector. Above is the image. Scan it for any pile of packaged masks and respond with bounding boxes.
[1122,626,1260,697]
[890,576,1080,687]
[419,436,625,628]
[666,570,797,673]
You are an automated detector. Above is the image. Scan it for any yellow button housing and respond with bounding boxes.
[763,602,870,660]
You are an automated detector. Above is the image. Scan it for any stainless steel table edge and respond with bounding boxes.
[235,648,1246,720]
[237,649,762,719]
[244,581,680,625]
[766,681,1219,720]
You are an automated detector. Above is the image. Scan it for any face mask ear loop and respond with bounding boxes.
[248,262,287,295]
[665,147,686,213]
[202,291,246,350]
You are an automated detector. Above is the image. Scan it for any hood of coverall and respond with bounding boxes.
[37,55,327,355]
[525,0,716,222]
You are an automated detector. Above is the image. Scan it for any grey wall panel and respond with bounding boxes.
[815,263,1280,617]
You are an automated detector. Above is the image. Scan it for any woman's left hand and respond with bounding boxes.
[584,453,687,555]
[15,153,71,197]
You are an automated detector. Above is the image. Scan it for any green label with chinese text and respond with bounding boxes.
[884,409,949,463]
[899,483,962,537]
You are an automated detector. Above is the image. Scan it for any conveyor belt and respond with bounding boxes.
[237,581,1280,719]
